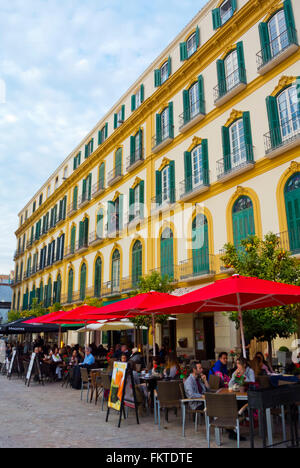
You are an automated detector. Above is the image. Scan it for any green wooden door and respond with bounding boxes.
[132,241,142,287]
[232,196,255,248]
[192,214,210,275]
[285,173,300,253]
[161,228,174,279]
[94,257,102,297]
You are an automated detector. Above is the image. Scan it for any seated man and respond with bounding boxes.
[184,362,210,410]
[209,352,230,386]
[79,347,95,368]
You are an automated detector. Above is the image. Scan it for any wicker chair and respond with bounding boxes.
[156,381,182,430]
[100,372,111,411]
[90,370,102,404]
[179,382,205,437]
[205,393,248,448]
[80,367,91,403]
[208,375,221,392]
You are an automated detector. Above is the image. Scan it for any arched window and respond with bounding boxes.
[277,85,300,141]
[96,209,104,239]
[160,228,174,279]
[115,148,122,177]
[111,250,120,293]
[268,10,289,58]
[192,214,210,275]
[94,257,102,298]
[70,226,76,254]
[284,173,300,253]
[54,274,62,304]
[232,196,255,247]
[80,264,87,301]
[186,32,197,58]
[132,241,142,287]
[26,255,31,277]
[45,278,52,308]
[229,119,247,168]
[224,49,239,92]
[67,269,74,303]
[39,281,44,304]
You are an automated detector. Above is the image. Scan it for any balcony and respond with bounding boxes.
[126,209,144,228]
[61,291,81,306]
[151,189,176,213]
[264,117,300,159]
[150,266,180,283]
[89,231,104,247]
[179,172,210,202]
[101,281,121,297]
[91,180,105,199]
[277,230,300,257]
[67,203,78,218]
[216,146,255,182]
[78,193,91,209]
[126,148,144,172]
[152,124,174,154]
[257,28,298,75]
[180,255,216,282]
[214,68,247,107]
[108,164,122,187]
[179,99,206,133]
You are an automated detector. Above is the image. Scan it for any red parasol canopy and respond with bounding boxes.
[144,275,300,357]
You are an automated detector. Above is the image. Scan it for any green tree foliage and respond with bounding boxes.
[221,233,300,357]
[6,299,63,323]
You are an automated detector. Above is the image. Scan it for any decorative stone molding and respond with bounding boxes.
[221,44,237,60]
[131,177,142,189]
[263,2,284,23]
[271,76,297,97]
[158,157,171,172]
[225,109,243,127]
[187,137,203,152]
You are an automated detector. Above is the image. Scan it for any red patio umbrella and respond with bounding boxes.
[83,292,174,356]
[144,275,300,358]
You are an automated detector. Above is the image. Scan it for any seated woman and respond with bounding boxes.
[52,347,63,381]
[251,356,268,380]
[229,357,255,389]
[255,352,274,375]
[163,353,180,379]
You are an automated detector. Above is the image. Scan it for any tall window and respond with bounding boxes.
[189,82,200,119]
[268,10,289,58]
[220,0,234,25]
[229,119,247,168]
[191,146,204,188]
[187,33,197,58]
[111,250,120,292]
[96,209,104,239]
[224,50,239,91]
[162,166,171,203]
[80,264,87,301]
[277,86,300,141]
[284,173,300,253]
[68,269,74,303]
[160,228,174,279]
[161,108,169,141]
[232,196,255,247]
[132,241,142,287]
[156,161,175,205]
[160,62,169,85]
[154,57,171,87]
[192,214,209,275]
[94,257,102,297]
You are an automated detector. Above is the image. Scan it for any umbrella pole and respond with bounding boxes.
[238,307,247,359]
[152,314,156,357]
[58,325,62,348]
[85,322,88,348]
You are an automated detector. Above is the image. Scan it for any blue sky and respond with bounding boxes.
[0,0,207,274]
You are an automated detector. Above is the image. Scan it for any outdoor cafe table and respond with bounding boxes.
[180,388,281,446]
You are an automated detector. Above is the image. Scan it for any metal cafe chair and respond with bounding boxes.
[80,367,91,403]
[156,381,182,430]
[179,382,205,437]
[205,393,248,448]
[100,372,111,411]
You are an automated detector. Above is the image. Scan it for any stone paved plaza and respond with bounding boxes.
[0,375,288,449]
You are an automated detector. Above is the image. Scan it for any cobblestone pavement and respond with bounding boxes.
[0,375,286,448]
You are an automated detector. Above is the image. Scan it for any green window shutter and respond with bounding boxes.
[259,22,271,64]
[115,148,122,175]
[88,173,92,200]
[82,178,87,200]
[139,128,143,158]
[231,0,237,13]
[53,282,57,303]
[131,95,136,112]
[217,59,226,97]
[68,270,73,302]
[140,84,144,103]
[98,130,102,145]
[118,194,123,232]
[129,188,135,222]
[73,157,77,170]
[284,0,297,43]
[156,113,162,145]
[167,56,172,78]
[107,201,114,233]
[99,163,105,189]
[180,42,188,61]
[202,139,210,185]
[130,136,135,164]
[154,69,161,87]
[222,126,231,172]
[183,90,190,124]
[212,8,221,30]
[80,265,86,301]
[184,151,192,194]
[168,102,174,138]
[91,138,94,153]
[78,152,81,165]
[63,196,67,219]
[79,221,84,247]
[243,111,254,161]
[139,180,144,219]
[236,42,246,83]
[121,105,125,122]
[85,144,88,159]
[195,26,200,48]
[84,218,89,245]
[73,186,78,210]
[266,95,282,148]
[156,170,162,205]
[105,123,108,139]
[198,75,205,114]
[94,258,102,297]
[114,113,118,129]
[169,160,175,204]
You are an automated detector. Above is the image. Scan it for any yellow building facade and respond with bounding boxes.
[12,0,300,358]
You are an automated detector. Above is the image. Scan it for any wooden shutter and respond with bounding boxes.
[73,186,78,210]
[266,96,282,148]
[236,42,246,83]
[183,90,190,124]
[156,113,162,145]
[88,173,92,200]
[259,22,271,64]
[140,84,144,103]
[169,161,176,204]
[154,69,161,87]
[156,170,162,205]
[129,188,135,222]
[198,75,205,114]
[99,163,105,189]
[121,105,125,122]
[68,270,73,303]
[222,126,231,172]
[180,42,187,61]
[217,59,226,97]
[131,95,136,112]
[118,195,123,232]
[243,112,254,161]
[114,113,118,129]
[139,180,144,219]
[130,136,135,164]
[79,221,84,248]
[195,26,200,48]
[212,8,221,30]
[71,226,76,253]
[184,151,192,194]
[98,130,102,145]
[168,102,174,138]
[167,56,172,78]
[284,0,296,43]
[202,139,210,185]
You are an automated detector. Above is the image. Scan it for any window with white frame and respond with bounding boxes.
[224,50,239,91]
[162,165,170,203]
[161,108,169,140]
[134,184,140,217]
[160,62,169,85]
[186,33,197,58]
[191,146,204,188]
[220,0,234,25]
[135,88,142,109]
[277,85,300,141]
[268,10,289,58]
[229,119,247,168]
[189,82,200,118]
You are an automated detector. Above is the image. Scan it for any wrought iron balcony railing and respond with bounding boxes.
[256,28,298,71]
[214,68,246,103]
[264,116,300,154]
